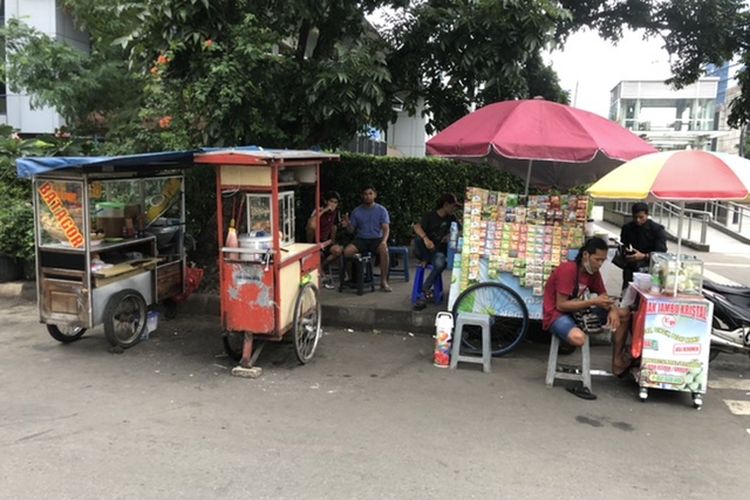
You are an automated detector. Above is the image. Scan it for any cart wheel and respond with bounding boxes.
[47,324,86,343]
[103,289,147,348]
[692,393,703,410]
[222,332,243,362]
[451,282,529,356]
[293,282,321,364]
[639,388,648,402]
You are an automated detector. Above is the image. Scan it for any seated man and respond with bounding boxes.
[620,202,667,287]
[306,190,344,288]
[342,186,392,292]
[412,193,460,310]
[542,237,632,377]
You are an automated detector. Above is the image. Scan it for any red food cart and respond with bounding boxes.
[194,148,338,377]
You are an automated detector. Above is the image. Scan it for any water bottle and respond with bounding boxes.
[433,312,454,368]
[449,221,459,249]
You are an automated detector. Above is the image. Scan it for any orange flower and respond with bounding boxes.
[156,54,169,65]
[204,39,214,48]
[158,116,173,129]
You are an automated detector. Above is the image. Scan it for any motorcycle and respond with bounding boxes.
[702,279,750,360]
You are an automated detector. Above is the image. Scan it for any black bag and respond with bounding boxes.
[612,246,628,269]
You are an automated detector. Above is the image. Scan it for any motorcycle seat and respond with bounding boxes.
[703,279,750,298]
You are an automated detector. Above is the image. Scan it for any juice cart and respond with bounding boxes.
[17,152,199,348]
[194,148,338,374]
[627,253,713,409]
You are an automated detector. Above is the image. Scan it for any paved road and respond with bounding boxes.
[1,297,750,499]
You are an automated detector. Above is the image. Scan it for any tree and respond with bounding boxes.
[10,1,744,150]
[383,0,571,133]
[1,0,568,151]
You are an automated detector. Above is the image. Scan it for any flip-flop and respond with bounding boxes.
[566,385,598,400]
[380,285,393,293]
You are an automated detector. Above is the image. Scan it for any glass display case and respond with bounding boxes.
[246,191,294,246]
[36,180,85,249]
[649,252,704,295]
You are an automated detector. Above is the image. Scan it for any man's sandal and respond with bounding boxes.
[566,385,597,400]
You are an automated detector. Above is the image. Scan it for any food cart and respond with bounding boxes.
[194,148,338,375]
[16,152,198,348]
[626,253,712,409]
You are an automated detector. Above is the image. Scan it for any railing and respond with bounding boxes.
[703,200,750,237]
[611,201,711,246]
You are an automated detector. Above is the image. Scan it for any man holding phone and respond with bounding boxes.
[543,237,632,380]
[620,202,667,286]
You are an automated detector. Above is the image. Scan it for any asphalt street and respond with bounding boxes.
[1,296,750,499]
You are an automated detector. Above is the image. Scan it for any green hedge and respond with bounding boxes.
[319,153,524,245]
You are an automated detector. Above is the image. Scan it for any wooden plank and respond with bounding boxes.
[93,257,162,279]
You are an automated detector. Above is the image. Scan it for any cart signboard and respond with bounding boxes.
[639,296,713,394]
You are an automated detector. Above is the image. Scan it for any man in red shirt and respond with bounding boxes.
[543,237,632,376]
[307,191,344,288]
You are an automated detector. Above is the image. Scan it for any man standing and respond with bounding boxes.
[343,186,392,292]
[620,202,667,286]
[412,193,460,310]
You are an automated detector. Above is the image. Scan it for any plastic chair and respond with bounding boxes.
[387,246,410,282]
[410,264,444,305]
[338,253,375,295]
[545,334,591,390]
[450,312,492,373]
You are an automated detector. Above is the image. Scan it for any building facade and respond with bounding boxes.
[2,0,89,134]
[609,78,724,150]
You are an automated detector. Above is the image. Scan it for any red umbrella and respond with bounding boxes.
[426,99,657,192]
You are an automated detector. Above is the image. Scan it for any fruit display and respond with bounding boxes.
[649,252,704,295]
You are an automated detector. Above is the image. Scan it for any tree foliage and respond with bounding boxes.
[1,0,569,151]
[2,0,748,149]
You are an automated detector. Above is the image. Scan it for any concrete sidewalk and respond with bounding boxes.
[2,217,747,334]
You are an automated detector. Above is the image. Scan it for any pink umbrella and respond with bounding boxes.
[426,99,657,193]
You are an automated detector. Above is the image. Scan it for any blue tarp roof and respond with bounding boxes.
[16,151,197,179]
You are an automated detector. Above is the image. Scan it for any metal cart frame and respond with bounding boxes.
[19,152,196,348]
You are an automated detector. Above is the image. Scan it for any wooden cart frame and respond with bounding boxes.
[195,149,338,370]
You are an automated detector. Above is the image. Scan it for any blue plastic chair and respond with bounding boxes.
[410,264,444,305]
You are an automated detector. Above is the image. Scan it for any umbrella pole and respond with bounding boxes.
[524,159,533,196]
[673,201,685,297]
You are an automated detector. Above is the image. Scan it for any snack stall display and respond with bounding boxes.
[194,149,338,375]
[447,187,588,354]
[17,152,199,348]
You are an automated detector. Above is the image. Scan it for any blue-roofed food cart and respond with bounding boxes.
[16,151,200,348]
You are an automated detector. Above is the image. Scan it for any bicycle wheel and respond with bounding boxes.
[293,282,322,364]
[451,282,529,356]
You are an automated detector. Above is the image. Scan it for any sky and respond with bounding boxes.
[546,29,674,118]
[367,9,681,120]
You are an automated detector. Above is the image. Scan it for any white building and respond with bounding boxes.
[386,97,428,157]
[609,78,726,150]
[2,0,89,134]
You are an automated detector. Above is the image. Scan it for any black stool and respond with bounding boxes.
[338,253,375,295]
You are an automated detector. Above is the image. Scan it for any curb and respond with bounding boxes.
[0,282,610,345]
[0,281,37,302]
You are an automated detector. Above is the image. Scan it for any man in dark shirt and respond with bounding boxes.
[413,193,460,310]
[620,202,668,287]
